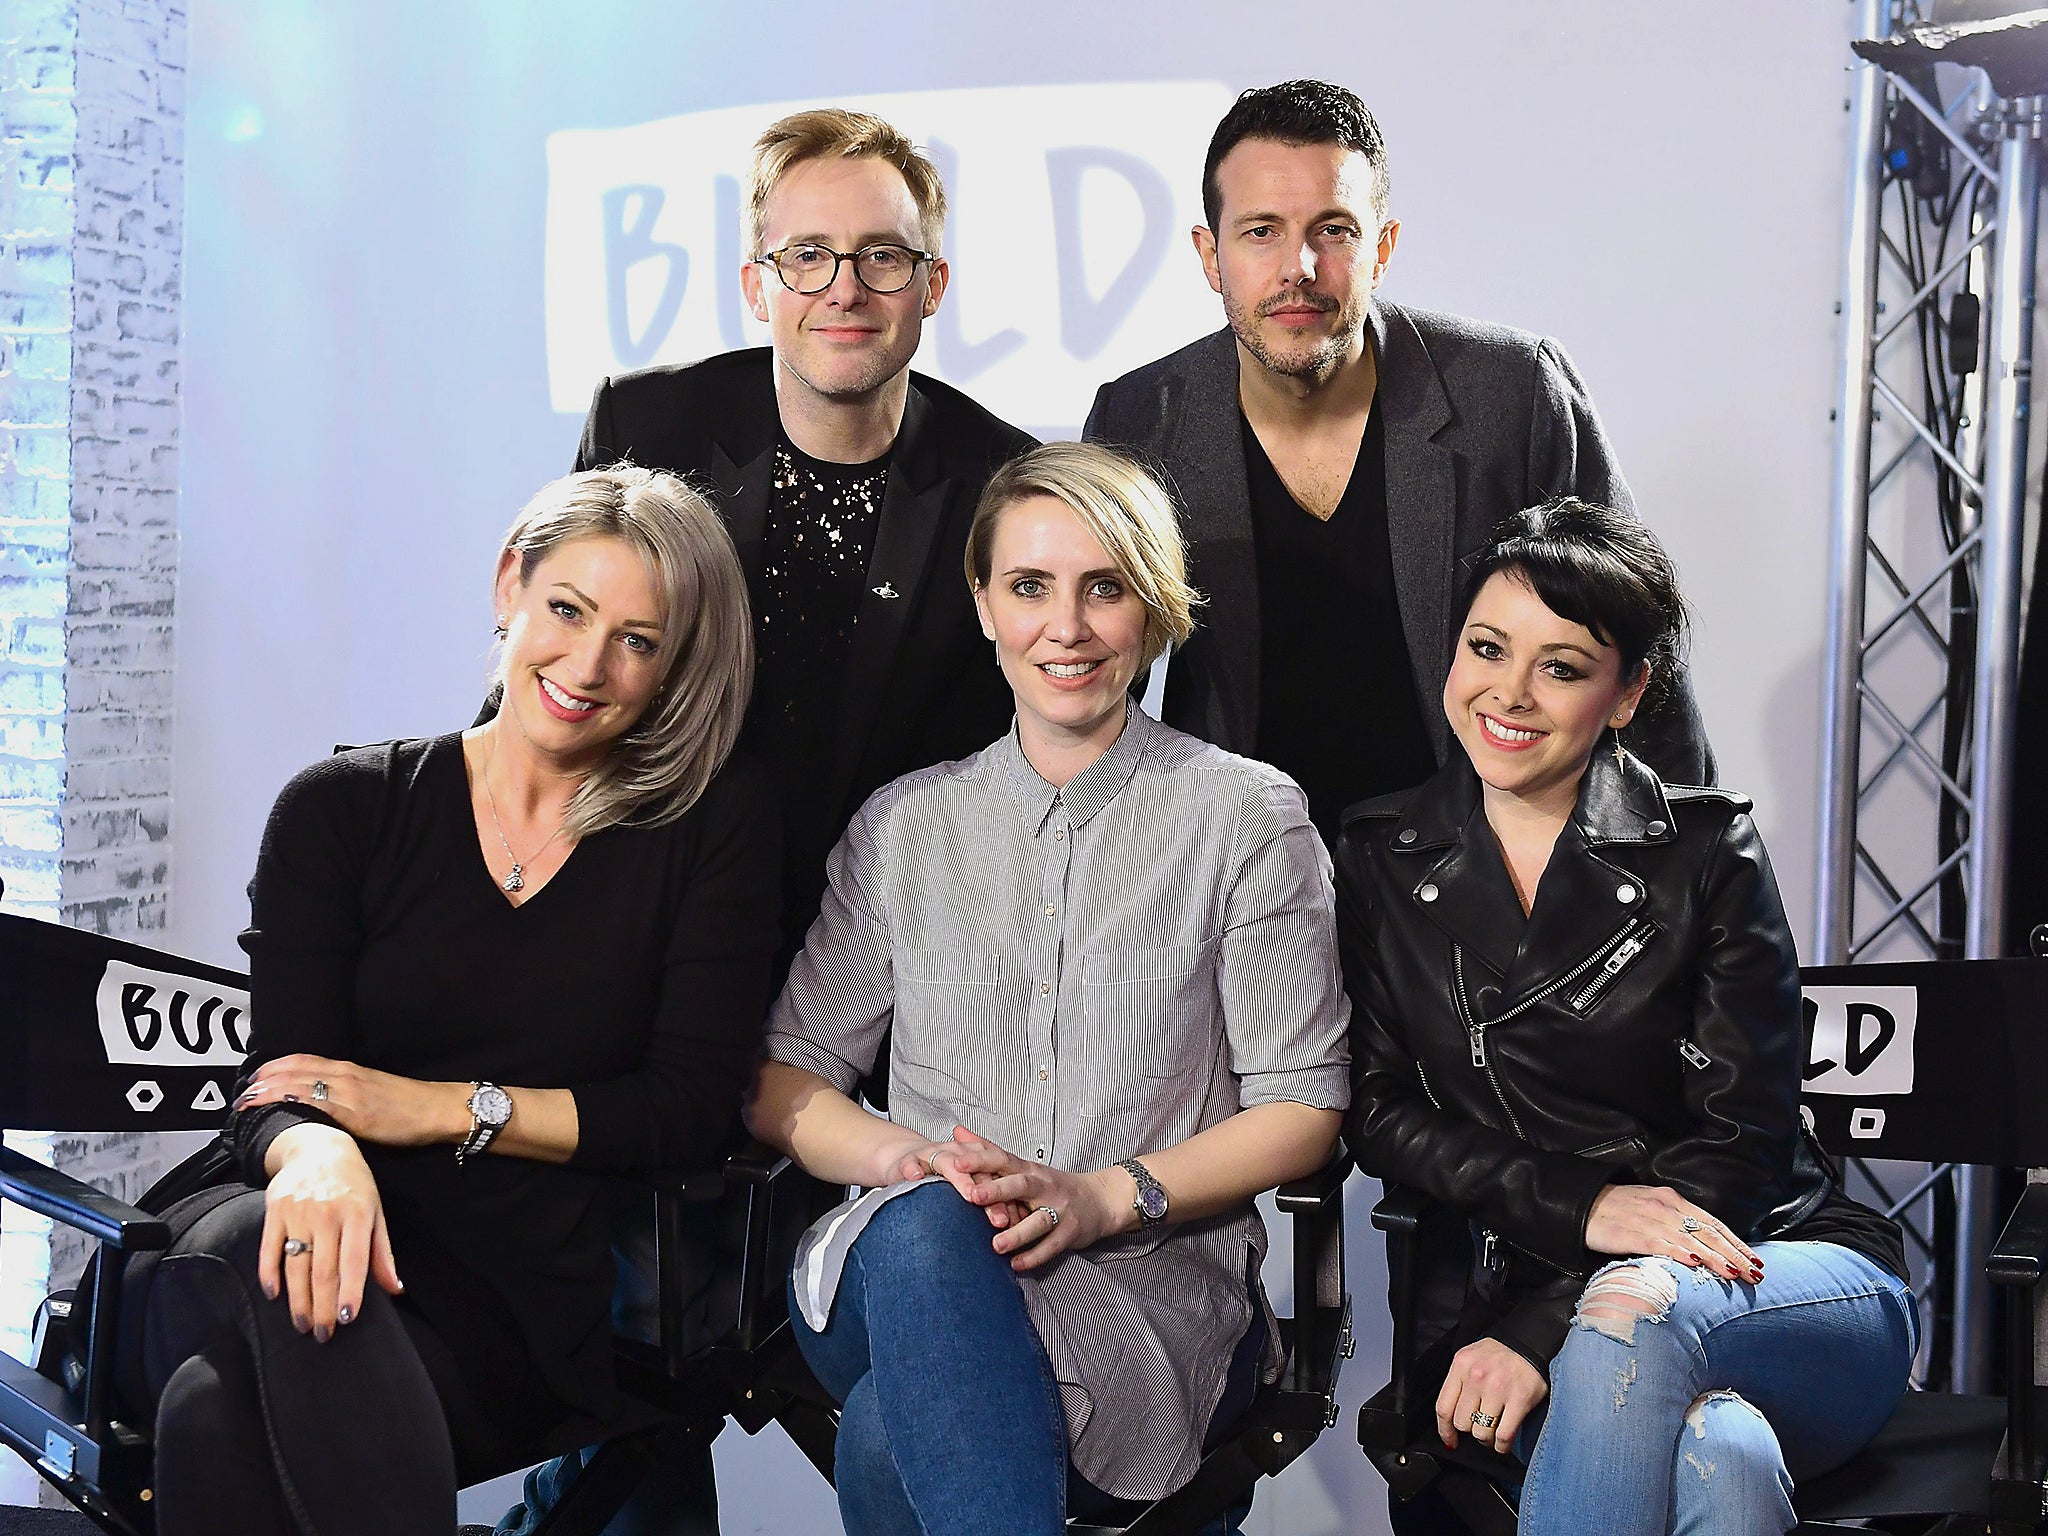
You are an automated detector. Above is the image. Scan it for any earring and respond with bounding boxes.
[493,615,507,638]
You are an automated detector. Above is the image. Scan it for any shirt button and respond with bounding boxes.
[1040,982,1051,996]
[1645,820,1667,837]
[1616,883,1638,904]
[1418,883,1440,903]
[1397,828,1417,845]
[1037,1067,1049,1081]
[1045,904,1056,916]
[1054,829,1065,841]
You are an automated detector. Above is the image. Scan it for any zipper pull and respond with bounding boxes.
[1480,1228,1501,1272]
[1603,933,1646,976]
[1470,1024,1488,1068]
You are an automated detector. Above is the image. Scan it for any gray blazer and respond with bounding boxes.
[1084,299,1714,786]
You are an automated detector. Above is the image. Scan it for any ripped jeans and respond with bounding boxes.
[1519,1240,1916,1536]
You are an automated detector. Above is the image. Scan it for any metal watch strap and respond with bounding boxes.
[1116,1157,1168,1228]
[457,1082,509,1166]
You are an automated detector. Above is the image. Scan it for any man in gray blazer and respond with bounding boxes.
[1086,79,1711,841]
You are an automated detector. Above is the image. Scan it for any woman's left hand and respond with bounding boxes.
[1436,1337,1547,1455]
[236,1054,464,1149]
[941,1127,1125,1271]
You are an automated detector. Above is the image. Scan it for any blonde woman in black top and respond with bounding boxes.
[132,465,779,1536]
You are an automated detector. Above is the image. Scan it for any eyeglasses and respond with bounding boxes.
[754,242,936,296]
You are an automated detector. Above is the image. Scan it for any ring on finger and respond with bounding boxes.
[310,1079,330,1103]
[282,1237,312,1259]
[1038,1206,1060,1228]
[1680,1214,1703,1234]
[924,1153,942,1179]
[1469,1409,1497,1431]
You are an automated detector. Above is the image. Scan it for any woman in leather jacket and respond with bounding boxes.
[1337,500,1911,1536]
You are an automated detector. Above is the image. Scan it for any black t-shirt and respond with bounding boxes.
[233,735,781,1426]
[1243,408,1437,843]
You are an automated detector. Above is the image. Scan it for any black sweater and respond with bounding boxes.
[231,734,780,1422]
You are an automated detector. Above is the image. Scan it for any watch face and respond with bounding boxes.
[472,1085,513,1127]
[1138,1184,1169,1221]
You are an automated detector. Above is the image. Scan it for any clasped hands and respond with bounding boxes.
[1437,1182,1764,1456]
[893,1125,1128,1272]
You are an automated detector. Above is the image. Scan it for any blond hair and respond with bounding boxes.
[492,464,753,837]
[747,107,947,256]
[965,443,1201,672]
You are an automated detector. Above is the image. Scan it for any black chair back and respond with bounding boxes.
[0,911,249,1133]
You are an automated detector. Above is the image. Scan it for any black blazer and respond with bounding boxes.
[1084,301,1715,788]
[575,349,1036,956]
[1335,750,1891,1369]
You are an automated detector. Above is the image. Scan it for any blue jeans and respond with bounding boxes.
[791,1183,1254,1536]
[792,1184,1070,1536]
[1518,1240,1917,1536]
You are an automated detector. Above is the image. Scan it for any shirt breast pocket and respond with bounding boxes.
[892,947,1006,1112]
[1079,937,1221,1116]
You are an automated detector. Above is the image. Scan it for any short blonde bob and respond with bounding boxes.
[964,442,1201,673]
[748,107,947,256]
[491,463,753,838]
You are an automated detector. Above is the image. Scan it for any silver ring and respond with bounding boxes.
[310,1080,329,1103]
[1041,1206,1060,1228]
[924,1153,942,1179]
[1680,1215,1703,1234]
[282,1237,312,1258]
[1470,1410,1497,1431]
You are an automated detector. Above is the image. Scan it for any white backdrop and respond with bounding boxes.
[166,4,1861,1530]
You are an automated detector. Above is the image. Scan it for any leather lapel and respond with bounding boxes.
[1503,752,1671,1004]
[1386,763,1523,979]
[1374,301,1459,764]
[826,383,949,809]
[1162,329,1260,751]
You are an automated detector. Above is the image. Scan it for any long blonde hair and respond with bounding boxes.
[492,464,753,836]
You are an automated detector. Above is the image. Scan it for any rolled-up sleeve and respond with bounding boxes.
[1220,782,1351,1111]
[763,794,895,1095]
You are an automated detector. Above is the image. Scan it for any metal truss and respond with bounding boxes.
[1817,0,2043,1392]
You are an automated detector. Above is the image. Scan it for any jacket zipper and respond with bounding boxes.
[1564,919,1660,1012]
[1452,947,1528,1139]
[1450,918,1655,1136]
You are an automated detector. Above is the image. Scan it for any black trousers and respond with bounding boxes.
[134,1188,555,1536]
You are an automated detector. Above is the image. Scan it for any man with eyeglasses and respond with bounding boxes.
[492,108,1030,1536]
[570,107,1032,975]
[1086,79,1713,848]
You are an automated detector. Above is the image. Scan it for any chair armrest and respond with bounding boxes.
[722,1140,793,1187]
[0,1144,168,1252]
[1987,1179,2048,1286]
[1371,1182,1429,1238]
[1277,1148,1353,1213]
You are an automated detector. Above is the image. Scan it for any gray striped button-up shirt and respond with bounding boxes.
[764,704,1350,1499]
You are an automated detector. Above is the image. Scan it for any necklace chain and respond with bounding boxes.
[482,737,570,894]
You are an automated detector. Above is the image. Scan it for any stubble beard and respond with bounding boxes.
[1222,283,1366,386]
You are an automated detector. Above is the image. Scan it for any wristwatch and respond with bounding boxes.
[457,1082,513,1166]
[1116,1158,1169,1229]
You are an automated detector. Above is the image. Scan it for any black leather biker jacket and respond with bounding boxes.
[1335,749,1839,1370]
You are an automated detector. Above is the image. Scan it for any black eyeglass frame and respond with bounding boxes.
[753,242,938,296]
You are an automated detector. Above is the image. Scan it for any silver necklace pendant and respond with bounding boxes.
[503,865,525,893]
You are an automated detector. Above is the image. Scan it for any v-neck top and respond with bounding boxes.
[231,733,780,1423]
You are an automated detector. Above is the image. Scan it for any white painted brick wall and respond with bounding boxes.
[1,1,185,1505]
